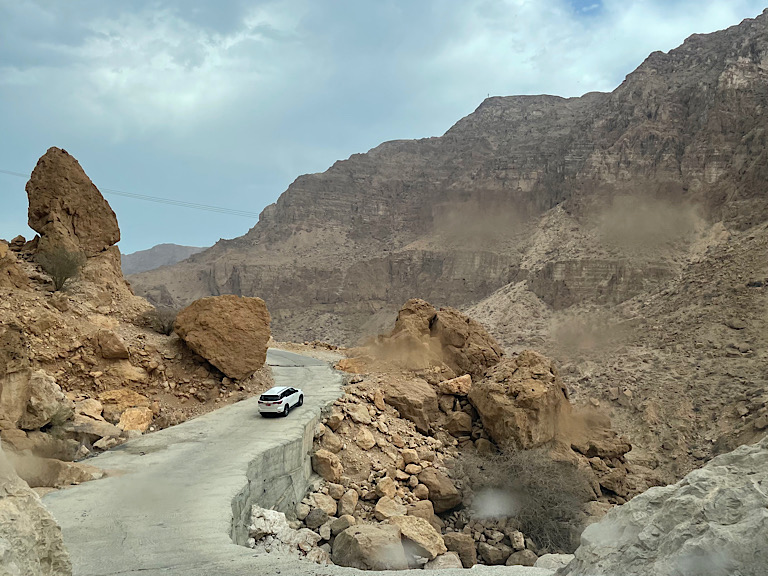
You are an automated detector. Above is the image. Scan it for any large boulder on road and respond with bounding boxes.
[174,295,271,380]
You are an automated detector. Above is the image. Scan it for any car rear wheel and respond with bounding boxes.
[297,395,304,407]
[282,404,289,417]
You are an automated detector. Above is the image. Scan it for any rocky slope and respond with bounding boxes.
[255,301,659,570]
[121,244,205,275]
[129,11,768,486]
[131,9,768,344]
[1,148,272,491]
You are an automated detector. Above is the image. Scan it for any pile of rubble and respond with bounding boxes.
[245,299,661,569]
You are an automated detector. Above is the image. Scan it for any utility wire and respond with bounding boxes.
[0,168,259,219]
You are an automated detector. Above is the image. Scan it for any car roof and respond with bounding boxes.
[262,386,290,395]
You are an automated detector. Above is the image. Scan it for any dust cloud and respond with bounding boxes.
[471,487,521,519]
[549,310,634,356]
[430,200,526,249]
[596,195,703,252]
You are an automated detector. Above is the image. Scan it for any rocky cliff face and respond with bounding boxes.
[130,10,768,346]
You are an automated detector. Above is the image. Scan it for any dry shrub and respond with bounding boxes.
[143,307,178,335]
[460,447,591,553]
[36,247,86,291]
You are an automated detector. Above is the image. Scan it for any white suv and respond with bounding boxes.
[258,386,303,417]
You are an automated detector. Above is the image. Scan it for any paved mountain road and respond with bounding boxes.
[43,349,344,576]
[42,349,552,576]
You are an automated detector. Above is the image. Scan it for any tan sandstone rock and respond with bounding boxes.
[438,374,472,396]
[338,489,359,516]
[95,329,130,359]
[418,468,462,513]
[443,531,478,568]
[374,496,407,520]
[425,551,464,569]
[312,449,344,483]
[26,147,120,256]
[117,407,153,433]
[98,389,150,423]
[174,295,271,380]
[381,299,503,377]
[382,378,440,434]
[0,241,29,289]
[468,350,571,449]
[388,514,447,559]
[332,524,408,570]
[19,370,73,431]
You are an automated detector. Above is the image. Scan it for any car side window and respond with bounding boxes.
[281,390,290,398]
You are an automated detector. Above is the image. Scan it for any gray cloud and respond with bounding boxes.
[1,0,766,252]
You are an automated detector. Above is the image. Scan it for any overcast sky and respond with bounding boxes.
[1,0,765,253]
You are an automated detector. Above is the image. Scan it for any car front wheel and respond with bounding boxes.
[297,395,304,407]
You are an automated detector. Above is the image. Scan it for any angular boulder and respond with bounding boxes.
[0,241,29,289]
[174,295,270,380]
[468,350,571,449]
[374,496,407,521]
[312,449,343,483]
[332,524,408,570]
[97,389,150,424]
[388,514,447,559]
[20,370,73,431]
[382,378,440,434]
[0,444,72,575]
[26,147,120,256]
[385,299,503,377]
[425,551,464,569]
[418,468,462,513]
[443,531,478,568]
[430,305,504,377]
[117,407,153,433]
[444,411,473,437]
[95,329,130,360]
[560,436,768,576]
[438,374,472,396]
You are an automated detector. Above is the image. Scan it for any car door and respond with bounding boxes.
[287,388,298,407]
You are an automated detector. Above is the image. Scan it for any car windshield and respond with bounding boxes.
[260,394,280,401]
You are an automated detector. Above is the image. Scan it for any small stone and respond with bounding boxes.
[413,484,429,500]
[328,483,345,500]
[506,549,538,566]
[304,508,329,530]
[374,496,407,521]
[330,514,356,535]
[313,493,338,516]
[296,503,310,521]
[338,489,359,516]
[319,522,332,541]
[376,476,397,499]
[402,448,419,464]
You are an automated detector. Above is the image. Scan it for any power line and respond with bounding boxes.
[0,168,260,219]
